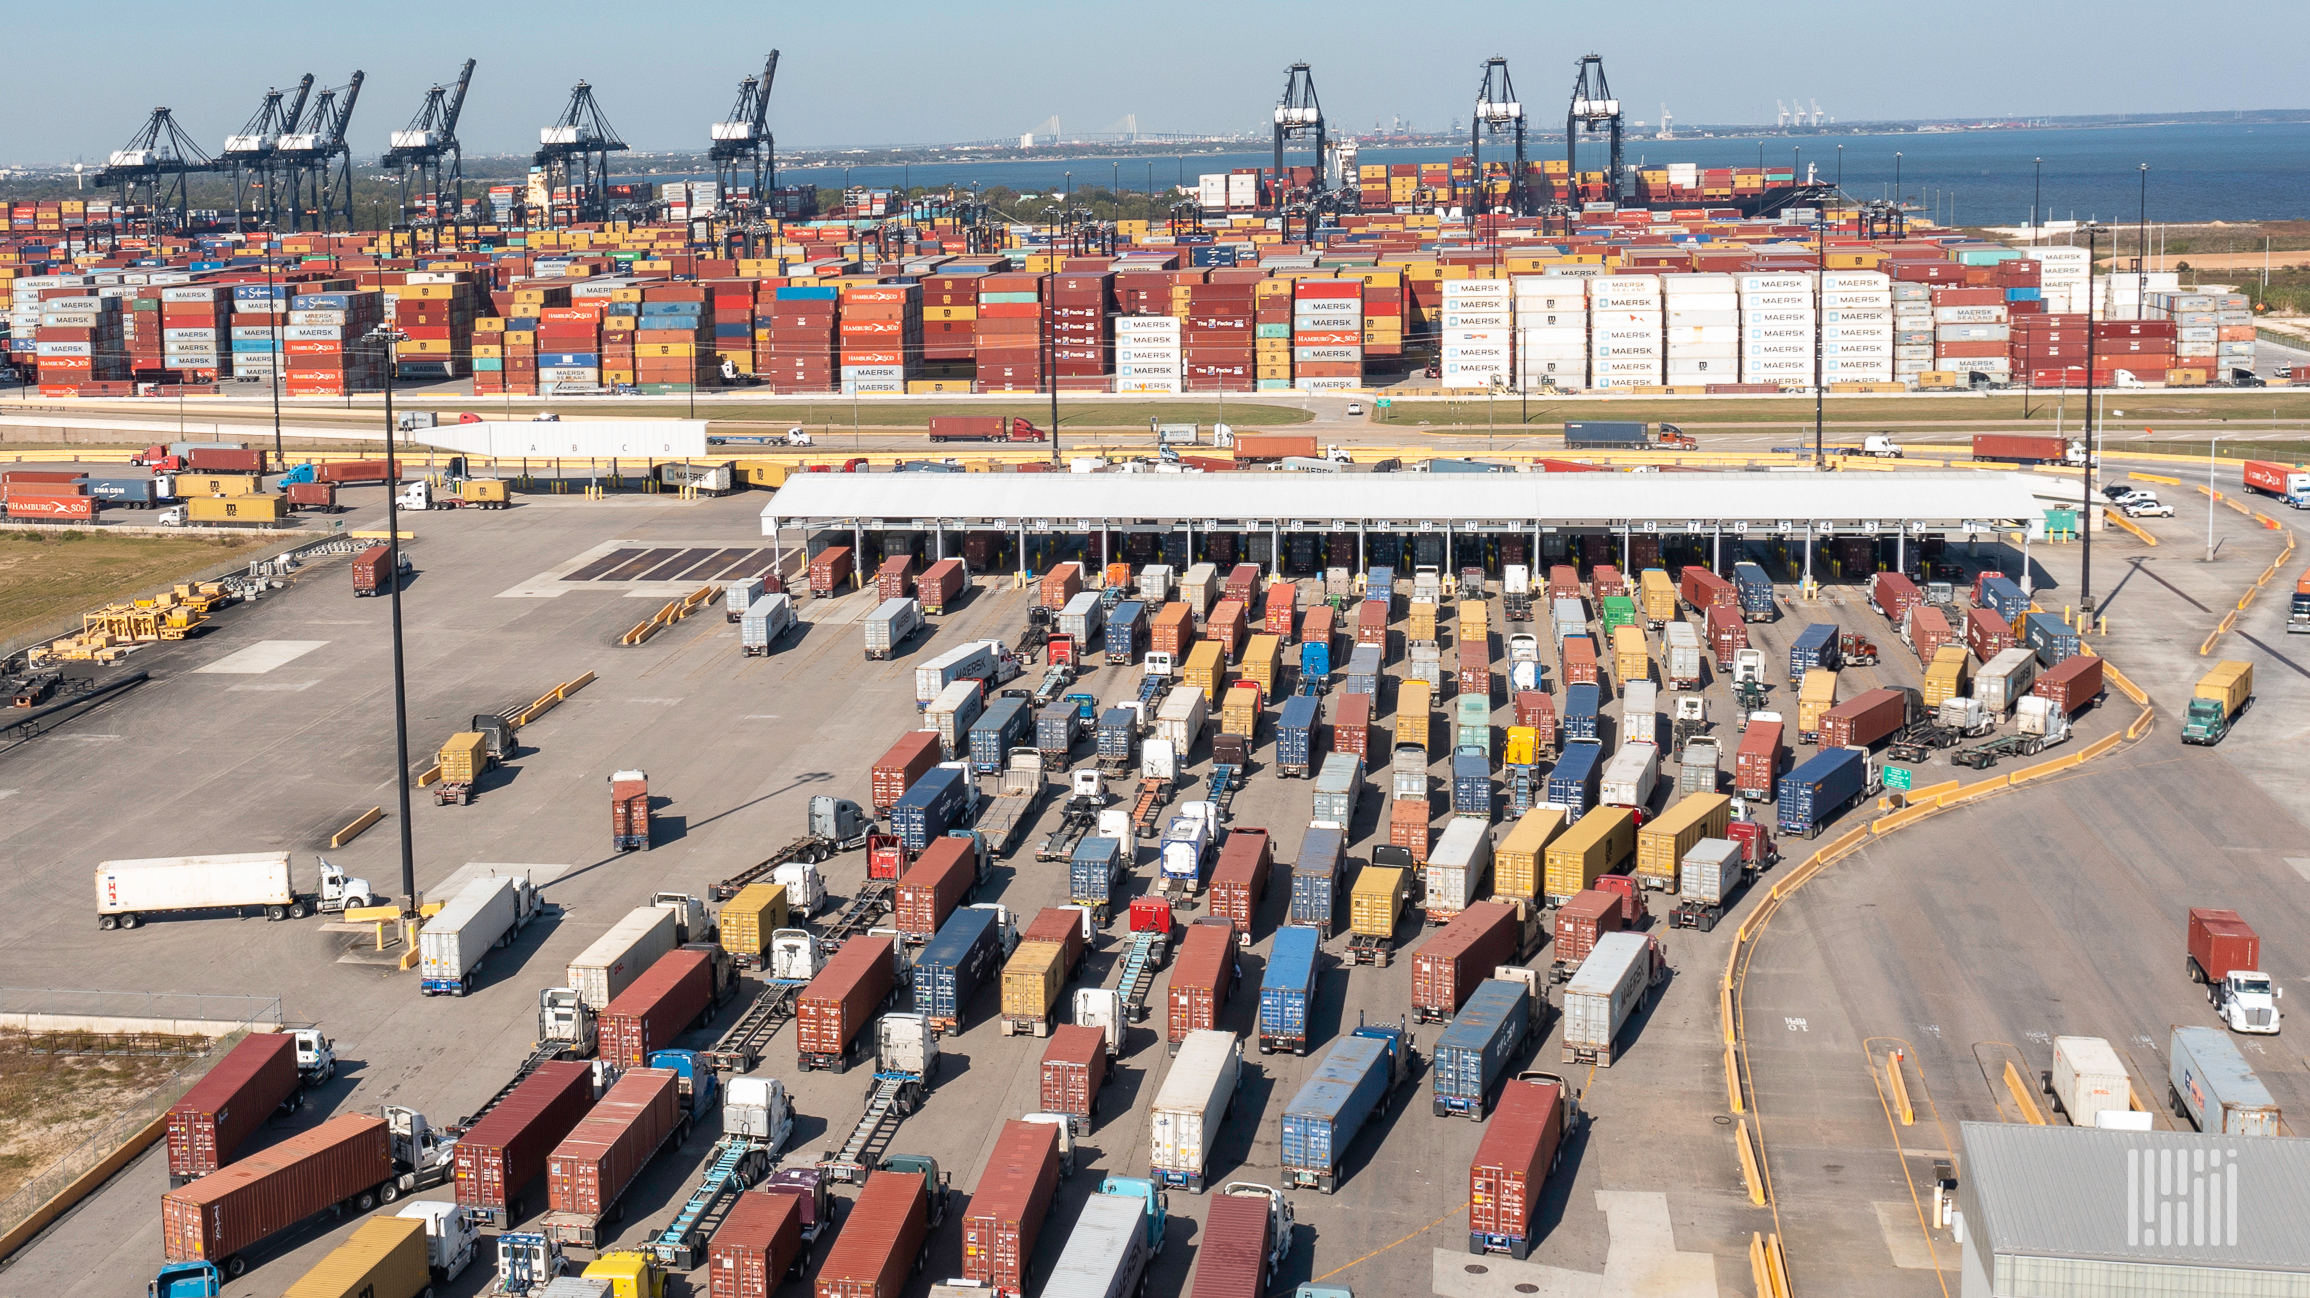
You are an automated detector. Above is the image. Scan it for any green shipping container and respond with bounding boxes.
[1599,595,1638,636]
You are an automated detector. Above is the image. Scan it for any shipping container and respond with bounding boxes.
[2031,654,2104,715]
[807,546,854,596]
[1276,694,1322,776]
[1193,1184,1283,1298]
[163,1114,393,1264]
[1563,683,1601,743]
[166,1032,300,1185]
[2021,611,2082,667]
[1634,793,1732,891]
[1349,864,1410,942]
[1167,921,1240,1046]
[1678,838,1745,907]
[863,597,924,659]
[915,907,1005,1033]
[1412,902,1517,1024]
[892,766,969,851]
[1281,1034,1398,1191]
[914,640,1005,708]
[1796,669,1840,740]
[1259,926,1323,1055]
[454,1060,595,1226]
[1550,892,1626,977]
[797,935,897,1070]
[1467,1077,1571,1259]
[1332,692,1371,761]
[1040,1024,1109,1121]
[1022,906,1089,981]
[543,1068,680,1244]
[1001,940,1069,1037]
[1433,980,1531,1119]
[1426,817,1494,924]
[962,1120,1062,1292]
[567,907,678,1010]
[1106,599,1148,664]
[872,731,943,812]
[1543,806,1634,903]
[2167,1025,2282,1136]
[1150,1030,1240,1191]
[1207,829,1274,935]
[1544,742,1603,825]
[925,684,987,762]
[918,558,967,614]
[1778,747,1870,839]
[2049,1036,2131,1127]
[282,1214,428,1298]
[1734,720,1784,801]
[817,1168,928,1297]
[1451,751,1491,817]
[896,837,977,938]
[1731,563,1775,621]
[599,947,715,1068]
[707,1190,804,1298]
[1561,932,1658,1067]
[1820,687,1913,749]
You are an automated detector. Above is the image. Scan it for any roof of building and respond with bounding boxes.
[760,469,2067,533]
[1960,1122,2310,1272]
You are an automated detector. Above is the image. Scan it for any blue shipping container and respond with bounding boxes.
[1563,683,1602,742]
[1279,1034,1396,1192]
[1097,709,1137,762]
[1277,695,1321,775]
[2021,612,2080,667]
[1301,633,1332,682]
[1290,826,1348,936]
[1107,601,1146,663]
[914,908,1002,1030]
[85,478,156,505]
[1778,747,1867,839]
[1037,700,1076,755]
[1732,563,1775,617]
[968,697,1031,774]
[892,767,967,851]
[1367,567,1395,609]
[1547,742,1604,818]
[1788,623,1841,678]
[1259,927,1322,1055]
[1979,576,2029,625]
[1432,980,1532,1118]
[1343,644,1383,695]
[1451,752,1491,816]
[1069,836,1125,907]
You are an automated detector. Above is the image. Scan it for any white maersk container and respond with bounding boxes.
[1976,647,2039,715]
[1561,931,1655,1067]
[1149,1029,1241,1191]
[915,639,1003,707]
[740,593,796,656]
[419,874,543,995]
[723,577,765,622]
[863,596,924,660]
[2050,1035,2131,1126]
[566,906,678,1009]
[93,853,300,926]
[1425,818,1494,918]
[1600,741,1659,810]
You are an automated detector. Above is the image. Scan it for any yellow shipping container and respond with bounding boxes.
[186,495,286,524]
[1612,624,1650,687]
[1457,600,1489,644]
[2195,660,2253,713]
[284,1215,428,1298]
[1408,599,1438,643]
[1639,569,1677,624]
[1242,634,1281,695]
[1543,807,1636,903]
[437,731,489,785]
[1185,641,1226,705]
[717,882,788,961]
[1397,678,1432,750]
[1001,941,1066,1022]
[1494,808,1566,903]
[1349,865,1410,938]
[1503,726,1539,767]
[1634,793,1732,890]
[1797,669,1839,739]
[1221,681,1262,737]
[174,473,263,498]
[458,479,509,505]
[1922,646,1972,708]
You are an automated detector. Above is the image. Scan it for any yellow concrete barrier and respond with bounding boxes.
[1736,1118,1767,1204]
[1872,803,1938,834]
[1903,778,1962,804]
[2010,751,2087,785]
[1726,1045,1744,1114]
[343,903,401,923]
[349,529,417,540]
[1940,774,2013,807]
[2103,508,2159,545]
[2005,1061,2048,1125]
[2127,709,2156,740]
[1766,1234,1793,1298]
[2129,471,2181,485]
[516,670,597,726]
[1749,1235,1775,1298]
[1722,985,1737,1046]
[415,762,443,787]
[2077,732,2125,762]
[1887,1050,1915,1126]
[2103,662,2149,705]
[329,806,383,848]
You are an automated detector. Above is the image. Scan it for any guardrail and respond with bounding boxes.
[621,585,720,646]
[2198,526,2299,654]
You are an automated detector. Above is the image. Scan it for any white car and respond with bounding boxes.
[2106,486,2156,506]
[2122,499,2174,518]
[1345,401,1365,416]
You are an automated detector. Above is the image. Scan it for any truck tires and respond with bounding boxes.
[287,898,310,919]
[223,1255,248,1279]
[119,913,141,930]
[267,904,288,921]
[380,1180,401,1203]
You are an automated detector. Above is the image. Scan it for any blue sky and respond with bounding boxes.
[6,0,2305,163]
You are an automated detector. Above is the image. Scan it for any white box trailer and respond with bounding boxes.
[1155,689,1208,756]
[915,640,1004,708]
[1149,1029,1241,1192]
[863,597,924,660]
[740,594,796,656]
[566,906,678,1009]
[419,874,543,996]
[723,577,764,622]
[1599,741,1659,810]
[1425,818,1493,919]
[94,853,303,928]
[1561,931,1659,1067]
[2050,1035,2130,1126]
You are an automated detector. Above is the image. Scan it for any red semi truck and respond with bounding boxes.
[1972,433,2084,466]
[928,416,1047,442]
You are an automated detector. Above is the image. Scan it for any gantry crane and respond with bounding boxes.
[1271,62,1326,210]
[382,60,476,239]
[533,80,627,228]
[223,77,310,233]
[92,108,223,237]
[1566,54,1624,208]
[274,72,363,232]
[709,52,780,216]
[1471,56,1526,218]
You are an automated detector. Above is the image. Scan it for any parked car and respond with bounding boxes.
[2124,499,2175,518]
[1346,402,1364,417]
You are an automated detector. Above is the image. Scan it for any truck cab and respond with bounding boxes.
[1219,1182,1297,1286]
[770,860,827,917]
[293,1028,337,1085]
[1102,1175,1168,1252]
[383,1105,457,1193]
[651,892,714,944]
[807,794,872,850]
[1144,651,1176,680]
[877,1153,953,1226]
[762,1165,836,1246]
[149,1262,220,1298]
[646,1049,719,1122]
[314,858,377,914]
[1861,434,1902,458]
[396,1200,480,1282]
[582,1250,668,1298]
[2215,971,2284,1035]
[1073,987,1124,1057]
[768,929,823,984]
[1020,1111,1079,1175]
[539,986,597,1056]
[494,1230,566,1296]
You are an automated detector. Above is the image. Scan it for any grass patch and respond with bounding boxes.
[0,531,271,645]
[0,1032,196,1201]
[1371,390,2310,432]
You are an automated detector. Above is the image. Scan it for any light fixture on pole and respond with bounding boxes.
[2206,434,2222,562]
[361,324,419,917]
[2031,158,2042,246]
[264,223,284,472]
[2080,222,2102,613]
[2137,164,2149,314]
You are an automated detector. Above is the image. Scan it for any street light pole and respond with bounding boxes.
[2207,435,2222,562]
[2137,164,2150,315]
[2032,158,2042,246]
[265,225,283,471]
[366,326,418,916]
[2080,223,2101,612]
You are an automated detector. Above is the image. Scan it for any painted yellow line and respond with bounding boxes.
[2129,471,2181,485]
[1306,1198,1473,1284]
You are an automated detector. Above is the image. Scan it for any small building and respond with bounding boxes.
[1957,1121,2310,1296]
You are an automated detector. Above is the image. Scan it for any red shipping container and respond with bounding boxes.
[1467,1077,1570,1257]
[1546,565,1581,602]
[1872,572,1922,625]
[1734,720,1784,801]
[1039,1025,1109,1119]
[1972,434,2072,463]
[2031,654,2104,715]
[1166,921,1239,1044]
[875,555,914,599]
[1909,605,1953,662]
[1965,606,2016,661]
[1152,603,1195,657]
[599,948,714,1068]
[545,1067,678,1229]
[283,481,336,508]
[1225,563,1262,606]
[808,545,853,596]
[1022,905,1088,978]
[166,1032,299,1183]
[1041,562,1084,609]
[1389,798,1432,864]
[610,774,650,849]
[1456,639,1490,696]
[1680,567,1735,611]
[818,1169,928,1298]
[1300,605,1334,661]
[896,837,976,938]
[1818,687,1909,749]
[1705,605,1747,669]
[1591,564,1626,600]
[961,1120,1062,1291]
[797,935,896,1068]
[1412,901,1516,1023]
[162,1114,392,1262]
[1332,692,1371,760]
[1206,828,1274,935]
[1562,636,1598,685]
[454,1060,596,1224]
[6,494,96,521]
[2188,908,2260,983]
[2243,460,2305,498]
[1551,892,1626,970]
[917,558,966,614]
[871,731,941,813]
[708,1190,804,1298]
[1193,1186,1278,1298]
[1264,579,1297,637]
[1513,691,1556,745]
[1209,599,1250,659]
[1356,599,1388,647]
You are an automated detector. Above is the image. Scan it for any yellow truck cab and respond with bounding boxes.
[582,1251,666,1298]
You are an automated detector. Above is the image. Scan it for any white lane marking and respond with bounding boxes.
[192,640,329,674]
[227,681,319,692]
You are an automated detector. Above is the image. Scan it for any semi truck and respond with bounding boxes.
[927,415,1047,442]
[2187,907,2283,1035]
[94,853,376,930]
[419,874,545,995]
[1035,1176,1166,1298]
[2181,661,2254,745]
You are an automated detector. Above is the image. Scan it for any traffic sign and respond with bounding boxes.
[1884,765,1914,791]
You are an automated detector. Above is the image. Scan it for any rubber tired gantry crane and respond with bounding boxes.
[1567,54,1625,209]
[272,72,364,232]
[93,108,223,238]
[222,77,310,234]
[1471,56,1527,218]
[381,60,476,244]
[709,51,781,217]
[533,80,628,228]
